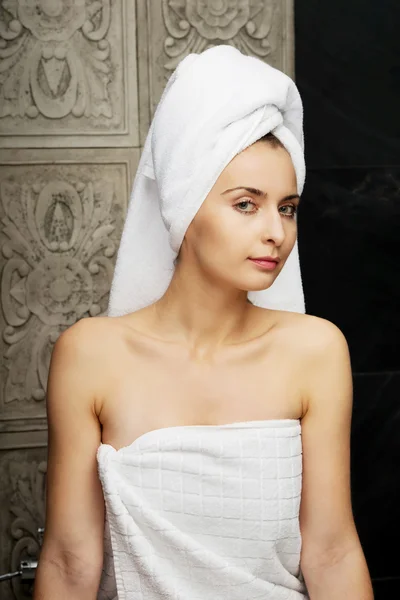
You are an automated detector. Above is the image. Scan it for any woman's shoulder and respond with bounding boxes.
[56,315,134,410]
[280,310,344,333]
[66,311,156,361]
[57,315,129,372]
[61,314,122,345]
[266,309,348,355]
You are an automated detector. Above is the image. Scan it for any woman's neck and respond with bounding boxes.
[149,271,256,356]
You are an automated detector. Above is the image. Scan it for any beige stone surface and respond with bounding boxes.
[0,0,138,147]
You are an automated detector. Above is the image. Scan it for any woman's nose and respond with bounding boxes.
[261,209,286,246]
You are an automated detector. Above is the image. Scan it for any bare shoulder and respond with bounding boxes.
[53,316,125,405]
[58,315,125,356]
[266,311,352,418]
[272,310,349,358]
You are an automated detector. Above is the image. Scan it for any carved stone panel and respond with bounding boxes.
[0,0,138,147]
[146,0,294,113]
[0,148,138,424]
[0,448,47,600]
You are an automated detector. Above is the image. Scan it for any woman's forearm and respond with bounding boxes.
[302,546,374,599]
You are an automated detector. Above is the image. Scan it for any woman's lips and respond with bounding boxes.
[248,258,278,270]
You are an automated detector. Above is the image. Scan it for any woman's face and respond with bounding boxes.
[182,140,300,293]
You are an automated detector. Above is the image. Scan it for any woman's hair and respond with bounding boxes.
[258,131,285,149]
[172,132,283,268]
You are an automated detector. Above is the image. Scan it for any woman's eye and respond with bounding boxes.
[234,200,257,213]
[234,200,298,217]
[279,204,297,218]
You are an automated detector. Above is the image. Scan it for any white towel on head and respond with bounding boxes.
[107,45,306,317]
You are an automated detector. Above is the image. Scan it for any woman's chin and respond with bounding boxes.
[247,271,279,287]
[241,278,277,293]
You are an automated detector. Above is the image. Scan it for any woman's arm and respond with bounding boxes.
[298,318,374,599]
[33,319,106,599]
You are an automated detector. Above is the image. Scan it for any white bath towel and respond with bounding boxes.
[106,45,306,317]
[96,419,308,599]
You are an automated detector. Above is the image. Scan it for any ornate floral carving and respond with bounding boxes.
[26,256,94,325]
[186,0,250,39]
[162,0,277,70]
[0,453,46,599]
[0,0,112,119]
[1,168,120,404]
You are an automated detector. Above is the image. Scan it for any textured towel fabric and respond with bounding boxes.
[107,45,306,318]
[96,419,309,599]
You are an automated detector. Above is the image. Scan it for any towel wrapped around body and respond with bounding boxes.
[96,419,309,600]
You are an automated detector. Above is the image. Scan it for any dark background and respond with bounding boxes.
[295,0,400,596]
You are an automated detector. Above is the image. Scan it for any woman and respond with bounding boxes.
[34,46,373,599]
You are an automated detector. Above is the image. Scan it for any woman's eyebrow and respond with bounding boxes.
[222,186,300,202]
